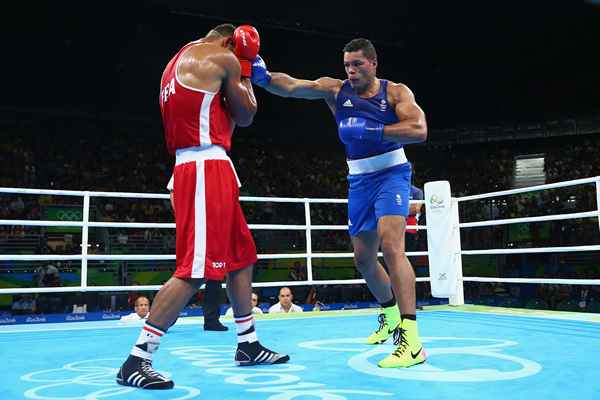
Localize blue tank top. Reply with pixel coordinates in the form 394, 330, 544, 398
335, 79, 403, 160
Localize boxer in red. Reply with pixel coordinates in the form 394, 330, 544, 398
116, 23, 289, 390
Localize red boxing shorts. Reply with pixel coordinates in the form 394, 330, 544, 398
172, 145, 257, 280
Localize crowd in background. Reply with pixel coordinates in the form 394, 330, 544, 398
1, 115, 599, 315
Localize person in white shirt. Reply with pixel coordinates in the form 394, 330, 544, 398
226, 292, 263, 316
120, 296, 150, 321
268, 287, 303, 313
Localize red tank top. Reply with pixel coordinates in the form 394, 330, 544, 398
159, 41, 234, 155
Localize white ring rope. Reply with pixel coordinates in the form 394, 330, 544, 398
0, 252, 429, 261
456, 176, 600, 293
461, 245, 600, 255
0, 175, 598, 296
456, 176, 599, 202
0, 220, 424, 231
459, 210, 600, 228
0, 277, 437, 295
463, 277, 600, 285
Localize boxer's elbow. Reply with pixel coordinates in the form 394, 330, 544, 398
231, 101, 257, 127
415, 120, 427, 142
233, 108, 256, 127
236, 114, 255, 127
417, 126, 427, 142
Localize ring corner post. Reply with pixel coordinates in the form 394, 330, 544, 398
304, 198, 313, 282
424, 181, 464, 305
80, 193, 90, 291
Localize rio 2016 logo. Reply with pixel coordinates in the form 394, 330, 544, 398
429, 194, 446, 210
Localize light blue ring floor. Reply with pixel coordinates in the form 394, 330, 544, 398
1, 305, 598, 400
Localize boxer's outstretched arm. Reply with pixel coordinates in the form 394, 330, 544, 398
263, 74, 342, 101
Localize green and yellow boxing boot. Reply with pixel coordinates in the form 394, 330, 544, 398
366, 305, 401, 345
377, 318, 426, 368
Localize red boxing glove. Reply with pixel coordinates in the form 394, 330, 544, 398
232, 25, 260, 78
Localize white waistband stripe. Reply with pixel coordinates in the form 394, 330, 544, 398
175, 145, 228, 165
174, 145, 241, 188
346, 148, 408, 175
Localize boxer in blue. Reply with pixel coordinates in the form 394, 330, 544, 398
249, 38, 427, 368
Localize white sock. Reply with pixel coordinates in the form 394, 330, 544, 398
235, 313, 257, 343
130, 322, 165, 360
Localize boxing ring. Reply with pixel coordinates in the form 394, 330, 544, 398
1, 176, 600, 399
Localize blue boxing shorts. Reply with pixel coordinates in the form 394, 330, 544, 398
347, 162, 412, 237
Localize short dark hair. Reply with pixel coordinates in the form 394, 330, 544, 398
208, 23, 236, 38
343, 38, 377, 62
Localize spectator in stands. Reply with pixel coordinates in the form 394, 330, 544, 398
120, 296, 151, 321
268, 287, 303, 313
289, 261, 306, 281
11, 294, 36, 315
42, 264, 61, 287
33, 263, 60, 288
34, 264, 63, 314
305, 286, 317, 306
126, 280, 146, 309
226, 292, 263, 316
304, 286, 325, 311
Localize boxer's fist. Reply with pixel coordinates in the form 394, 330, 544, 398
338, 117, 384, 144
251, 55, 271, 87
232, 25, 260, 78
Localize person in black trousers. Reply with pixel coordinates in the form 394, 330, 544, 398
202, 279, 228, 331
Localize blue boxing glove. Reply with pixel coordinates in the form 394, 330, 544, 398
251, 55, 272, 87
338, 117, 384, 144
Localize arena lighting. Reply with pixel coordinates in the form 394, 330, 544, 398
167, 9, 405, 47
